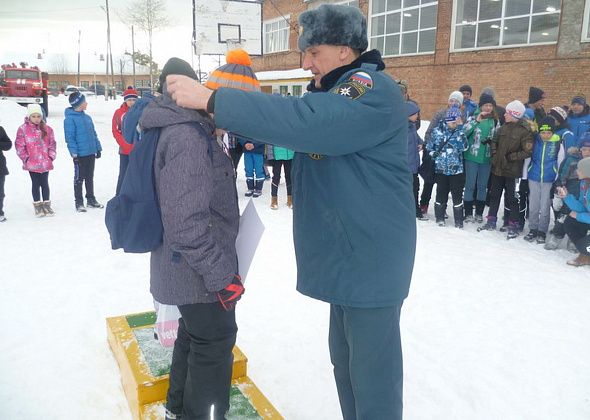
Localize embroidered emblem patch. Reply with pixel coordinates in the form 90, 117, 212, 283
332, 82, 365, 100
349, 71, 373, 89
308, 153, 323, 160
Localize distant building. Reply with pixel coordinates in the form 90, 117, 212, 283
251, 0, 590, 118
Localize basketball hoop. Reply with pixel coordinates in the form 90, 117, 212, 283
225, 38, 246, 51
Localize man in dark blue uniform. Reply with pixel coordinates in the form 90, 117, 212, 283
167, 5, 416, 419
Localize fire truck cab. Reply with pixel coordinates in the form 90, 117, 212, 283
0, 62, 49, 116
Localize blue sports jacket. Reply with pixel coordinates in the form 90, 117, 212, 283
527, 133, 560, 183
63, 107, 102, 157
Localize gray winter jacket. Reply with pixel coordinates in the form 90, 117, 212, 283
140, 92, 239, 305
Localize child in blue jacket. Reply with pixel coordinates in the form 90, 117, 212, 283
524, 117, 560, 243
64, 92, 103, 212
238, 137, 265, 197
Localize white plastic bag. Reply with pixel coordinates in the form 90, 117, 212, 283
154, 301, 181, 347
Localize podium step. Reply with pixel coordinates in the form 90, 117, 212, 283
107, 311, 281, 419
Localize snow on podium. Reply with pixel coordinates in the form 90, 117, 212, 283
106, 311, 282, 419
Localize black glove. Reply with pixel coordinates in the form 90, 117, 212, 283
96, 151, 101, 159
217, 275, 245, 311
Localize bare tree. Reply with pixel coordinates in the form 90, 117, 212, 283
123, 0, 170, 90
49, 54, 70, 74
117, 55, 129, 89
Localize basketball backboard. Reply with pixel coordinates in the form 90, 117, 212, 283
194, 0, 263, 56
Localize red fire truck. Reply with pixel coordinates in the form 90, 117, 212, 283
0, 62, 49, 116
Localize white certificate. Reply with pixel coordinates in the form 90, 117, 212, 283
235, 199, 265, 283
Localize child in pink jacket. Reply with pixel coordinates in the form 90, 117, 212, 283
15, 104, 57, 217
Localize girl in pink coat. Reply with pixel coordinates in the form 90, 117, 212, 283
15, 104, 57, 217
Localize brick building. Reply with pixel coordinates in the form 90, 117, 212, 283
252, 0, 590, 119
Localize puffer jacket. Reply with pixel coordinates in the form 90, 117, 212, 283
140, 89, 239, 306
527, 133, 560, 183
556, 147, 581, 197
567, 107, 590, 145
491, 120, 534, 177
463, 109, 498, 164
15, 118, 56, 173
0, 126, 11, 176
427, 123, 468, 176
63, 107, 102, 157
564, 180, 590, 225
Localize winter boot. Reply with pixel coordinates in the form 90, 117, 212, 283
419, 204, 429, 216
567, 238, 578, 253
287, 195, 293, 209
42, 200, 55, 216
76, 202, 87, 213
434, 202, 446, 226
544, 233, 561, 250
87, 198, 104, 209
453, 204, 464, 228
416, 209, 428, 221
252, 179, 264, 198
0, 214, 5, 222
567, 253, 590, 267
477, 216, 497, 232
523, 229, 538, 242
536, 232, 546, 244
244, 179, 255, 197
270, 196, 278, 210
463, 201, 474, 223
475, 200, 486, 223
506, 221, 520, 240
33, 201, 45, 217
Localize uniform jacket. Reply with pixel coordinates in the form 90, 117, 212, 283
63, 107, 102, 157
491, 120, 534, 177
567, 107, 590, 146
427, 123, 468, 175
112, 102, 133, 155
15, 118, 56, 173
141, 91, 239, 305
565, 179, 590, 225
463, 109, 497, 164
0, 126, 12, 176
556, 147, 581, 197
406, 120, 422, 174
213, 50, 416, 308
527, 133, 560, 183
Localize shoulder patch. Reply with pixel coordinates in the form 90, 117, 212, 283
349, 71, 373, 89
331, 71, 374, 100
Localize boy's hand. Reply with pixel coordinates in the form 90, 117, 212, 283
217, 275, 245, 311
244, 143, 254, 151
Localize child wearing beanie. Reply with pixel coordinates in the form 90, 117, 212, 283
15, 104, 57, 217
558, 155, 590, 266
524, 117, 560, 244
64, 91, 103, 212
478, 99, 534, 239
112, 86, 138, 195
0, 123, 11, 222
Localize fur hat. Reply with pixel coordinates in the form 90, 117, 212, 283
158, 57, 198, 94
459, 84, 472, 94
528, 86, 545, 104
123, 86, 138, 101
406, 101, 420, 117
478, 93, 496, 108
298, 4, 368, 52
27, 103, 43, 117
69, 91, 86, 109
571, 95, 587, 106
205, 49, 260, 92
506, 100, 525, 120
549, 106, 568, 126
577, 157, 590, 179
538, 116, 556, 133
448, 91, 464, 105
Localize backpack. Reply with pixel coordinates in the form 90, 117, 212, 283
105, 122, 211, 253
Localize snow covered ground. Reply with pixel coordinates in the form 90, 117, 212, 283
0, 95, 589, 420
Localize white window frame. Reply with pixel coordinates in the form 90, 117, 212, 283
368, 0, 439, 58
263, 15, 290, 54
450, 0, 561, 52
335, 0, 359, 6
583, 0, 590, 42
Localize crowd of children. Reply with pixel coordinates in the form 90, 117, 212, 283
407, 85, 590, 266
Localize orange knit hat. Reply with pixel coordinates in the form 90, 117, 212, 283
205, 49, 260, 92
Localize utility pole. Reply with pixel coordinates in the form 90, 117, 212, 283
77, 30, 81, 86
106, 0, 115, 99
131, 25, 136, 87
103, 2, 109, 101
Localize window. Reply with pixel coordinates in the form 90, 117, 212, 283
369, 0, 438, 57
115, 81, 123, 90
336, 0, 360, 6
583, 0, 590, 42
452, 0, 561, 51
48, 81, 58, 89
81, 81, 89, 88
292, 85, 303, 97
264, 16, 290, 53
279, 85, 289, 96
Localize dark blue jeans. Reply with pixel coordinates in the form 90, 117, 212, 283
329, 303, 404, 420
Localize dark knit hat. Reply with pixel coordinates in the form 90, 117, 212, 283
538, 116, 556, 133
69, 91, 86, 109
158, 57, 198, 94
205, 49, 260, 92
406, 101, 420, 117
123, 86, 138, 101
478, 92, 496, 108
548, 106, 567, 126
572, 95, 587, 106
577, 157, 590, 179
528, 86, 545, 104
579, 132, 590, 149
298, 4, 368, 52
459, 84, 472, 94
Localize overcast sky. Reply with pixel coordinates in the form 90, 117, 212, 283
0, 0, 226, 74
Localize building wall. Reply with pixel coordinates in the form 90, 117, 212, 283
252, 0, 590, 119
47, 74, 151, 91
